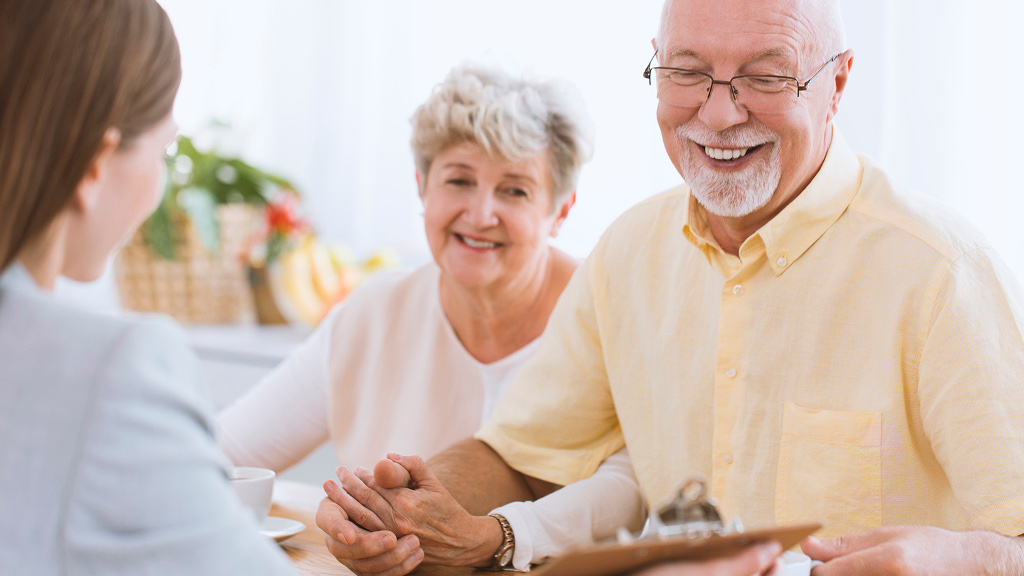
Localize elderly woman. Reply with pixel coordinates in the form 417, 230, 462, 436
217, 64, 644, 572
0, 0, 294, 573
219, 63, 590, 468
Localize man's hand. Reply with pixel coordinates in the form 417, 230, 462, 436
802, 526, 1024, 575
331, 453, 505, 567
315, 481, 423, 576
633, 541, 782, 576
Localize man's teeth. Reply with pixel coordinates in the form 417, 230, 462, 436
704, 146, 751, 161
461, 236, 499, 249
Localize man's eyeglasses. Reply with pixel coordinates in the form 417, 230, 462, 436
643, 49, 842, 113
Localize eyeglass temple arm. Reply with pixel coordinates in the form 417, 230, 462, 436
643, 48, 659, 81
796, 52, 842, 94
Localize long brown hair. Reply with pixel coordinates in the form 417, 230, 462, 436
0, 0, 181, 273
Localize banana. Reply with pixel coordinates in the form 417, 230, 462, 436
306, 237, 341, 303
269, 243, 327, 326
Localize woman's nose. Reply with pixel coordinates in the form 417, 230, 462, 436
463, 191, 500, 227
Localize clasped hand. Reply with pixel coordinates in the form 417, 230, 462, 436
315, 453, 497, 576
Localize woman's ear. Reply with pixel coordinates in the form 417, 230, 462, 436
551, 191, 576, 237
416, 172, 426, 200
73, 127, 121, 213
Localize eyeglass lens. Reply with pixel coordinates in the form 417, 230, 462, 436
650, 69, 800, 113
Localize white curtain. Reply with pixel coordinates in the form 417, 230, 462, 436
57, 0, 1024, 307
838, 0, 1024, 276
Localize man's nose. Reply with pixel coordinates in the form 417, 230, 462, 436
697, 81, 749, 131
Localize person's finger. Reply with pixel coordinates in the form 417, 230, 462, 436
324, 529, 400, 562
806, 547, 880, 576
335, 467, 389, 532
801, 528, 898, 563
761, 556, 783, 576
375, 455, 412, 489
717, 540, 781, 576
634, 542, 781, 576
315, 493, 358, 546
346, 534, 422, 575
387, 453, 439, 491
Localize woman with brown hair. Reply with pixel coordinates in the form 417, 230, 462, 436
0, 1, 295, 573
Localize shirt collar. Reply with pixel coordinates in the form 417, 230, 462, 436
682, 130, 863, 276
0, 262, 40, 293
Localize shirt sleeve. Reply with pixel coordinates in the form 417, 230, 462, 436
65, 318, 297, 576
918, 247, 1024, 537
217, 307, 337, 472
492, 447, 646, 571
476, 247, 625, 487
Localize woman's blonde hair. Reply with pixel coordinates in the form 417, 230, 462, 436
410, 63, 595, 208
0, 0, 181, 272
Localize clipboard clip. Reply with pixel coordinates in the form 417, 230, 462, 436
618, 477, 743, 544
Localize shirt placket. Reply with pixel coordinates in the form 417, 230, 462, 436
710, 259, 757, 519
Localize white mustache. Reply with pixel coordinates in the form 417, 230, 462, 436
675, 121, 778, 149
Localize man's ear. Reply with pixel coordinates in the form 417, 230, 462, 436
827, 49, 854, 123
73, 127, 121, 213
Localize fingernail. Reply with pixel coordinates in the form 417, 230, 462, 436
381, 533, 395, 547
337, 531, 348, 545
388, 453, 402, 462
324, 480, 335, 492
355, 467, 369, 475
806, 536, 821, 546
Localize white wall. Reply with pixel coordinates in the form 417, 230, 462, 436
59, 0, 1024, 306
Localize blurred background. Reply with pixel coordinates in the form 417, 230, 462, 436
59, 0, 1024, 311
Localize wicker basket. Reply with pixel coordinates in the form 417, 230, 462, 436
115, 204, 257, 324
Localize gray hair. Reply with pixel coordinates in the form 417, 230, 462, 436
410, 63, 595, 207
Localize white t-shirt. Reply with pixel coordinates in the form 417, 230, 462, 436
217, 262, 643, 569
218, 263, 537, 472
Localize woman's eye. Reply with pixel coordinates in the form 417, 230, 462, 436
507, 188, 528, 197
446, 179, 471, 187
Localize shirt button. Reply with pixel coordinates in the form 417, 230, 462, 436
723, 451, 734, 464
725, 367, 737, 378
732, 284, 744, 296
777, 256, 788, 267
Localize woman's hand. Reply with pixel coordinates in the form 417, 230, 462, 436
315, 481, 424, 576
329, 453, 505, 568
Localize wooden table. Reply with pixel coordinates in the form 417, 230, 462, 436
271, 480, 477, 576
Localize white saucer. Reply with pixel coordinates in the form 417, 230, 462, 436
260, 516, 305, 542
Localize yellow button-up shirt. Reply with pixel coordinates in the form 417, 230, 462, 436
478, 133, 1024, 538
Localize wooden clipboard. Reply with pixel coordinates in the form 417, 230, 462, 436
529, 522, 822, 576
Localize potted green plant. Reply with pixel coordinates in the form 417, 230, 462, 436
114, 135, 300, 324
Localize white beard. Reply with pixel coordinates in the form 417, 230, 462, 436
675, 121, 782, 218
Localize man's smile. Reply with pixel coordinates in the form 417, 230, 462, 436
691, 140, 768, 168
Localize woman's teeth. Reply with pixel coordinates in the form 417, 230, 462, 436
704, 146, 751, 161
459, 235, 499, 249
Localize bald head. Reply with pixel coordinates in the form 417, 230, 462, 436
657, 0, 846, 65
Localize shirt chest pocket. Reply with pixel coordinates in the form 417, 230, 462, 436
775, 402, 882, 539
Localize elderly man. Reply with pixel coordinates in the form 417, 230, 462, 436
318, 0, 1024, 574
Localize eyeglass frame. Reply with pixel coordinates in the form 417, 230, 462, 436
642, 48, 843, 110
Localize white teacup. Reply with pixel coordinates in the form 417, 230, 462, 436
778, 551, 813, 576
229, 466, 275, 523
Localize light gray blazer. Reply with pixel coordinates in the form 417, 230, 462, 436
0, 264, 296, 575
